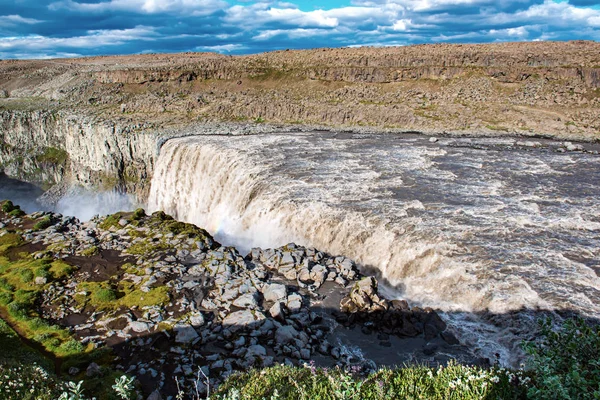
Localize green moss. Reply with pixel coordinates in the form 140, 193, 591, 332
0, 233, 23, 256
99, 212, 127, 230
78, 281, 169, 310
33, 216, 54, 231
35, 147, 68, 165
8, 208, 26, 217
126, 239, 169, 256
92, 288, 117, 304
49, 260, 76, 280
132, 208, 146, 220
1, 200, 17, 213
81, 246, 100, 257
119, 286, 169, 309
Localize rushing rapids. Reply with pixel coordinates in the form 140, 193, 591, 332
148, 132, 600, 365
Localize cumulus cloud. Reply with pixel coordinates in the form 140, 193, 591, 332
0, 0, 598, 59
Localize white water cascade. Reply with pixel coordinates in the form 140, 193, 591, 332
148, 132, 600, 365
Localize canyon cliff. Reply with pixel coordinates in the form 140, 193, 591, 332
0, 40, 599, 196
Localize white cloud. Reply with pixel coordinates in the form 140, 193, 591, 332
49, 0, 226, 15
194, 43, 247, 53
253, 28, 331, 40
0, 26, 158, 51
0, 14, 43, 26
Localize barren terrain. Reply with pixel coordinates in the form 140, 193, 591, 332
1, 40, 599, 140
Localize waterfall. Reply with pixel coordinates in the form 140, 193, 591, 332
147, 136, 511, 314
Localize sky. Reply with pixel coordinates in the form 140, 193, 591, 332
0, 0, 599, 59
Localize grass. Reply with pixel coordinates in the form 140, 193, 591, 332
77, 280, 170, 310
0, 319, 65, 400
212, 362, 530, 400
0, 249, 83, 357
0, 232, 24, 255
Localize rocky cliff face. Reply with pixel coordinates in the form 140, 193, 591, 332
0, 41, 599, 201
0, 41, 598, 144
0, 109, 157, 200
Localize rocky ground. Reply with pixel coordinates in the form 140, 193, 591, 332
0, 201, 473, 398
1, 41, 599, 141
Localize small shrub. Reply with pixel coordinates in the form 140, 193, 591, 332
132, 208, 146, 221
92, 288, 117, 304
524, 317, 600, 400
59, 339, 84, 355
18, 268, 34, 283
7, 301, 30, 320
0, 277, 14, 291
0, 291, 12, 305
1, 200, 16, 213
8, 208, 25, 217
33, 216, 54, 231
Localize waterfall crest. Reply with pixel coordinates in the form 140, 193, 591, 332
147, 136, 521, 315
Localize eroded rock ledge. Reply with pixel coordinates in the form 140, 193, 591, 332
0, 201, 471, 397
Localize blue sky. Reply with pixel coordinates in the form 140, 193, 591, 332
0, 0, 599, 59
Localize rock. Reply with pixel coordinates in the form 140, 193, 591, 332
275, 325, 299, 346
189, 312, 205, 327
286, 294, 302, 312
222, 310, 266, 332
174, 324, 199, 343
441, 330, 460, 345
269, 302, 286, 321
429, 137, 438, 143
263, 283, 287, 302
310, 265, 328, 285
423, 343, 438, 356
245, 344, 267, 359
233, 293, 258, 309
128, 321, 150, 333
300, 348, 311, 359
86, 362, 101, 377
147, 390, 162, 400
35, 276, 48, 285
0, 90, 8, 98
68, 367, 80, 376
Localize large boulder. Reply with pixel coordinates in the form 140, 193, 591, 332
263, 283, 287, 302
222, 310, 266, 332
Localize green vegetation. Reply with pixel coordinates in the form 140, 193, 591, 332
0, 250, 82, 357
213, 362, 530, 400
77, 280, 169, 310
0, 319, 64, 400
33, 215, 55, 231
524, 317, 600, 399
0, 232, 24, 255
81, 246, 100, 257
486, 124, 510, 132
99, 212, 128, 230
35, 146, 69, 166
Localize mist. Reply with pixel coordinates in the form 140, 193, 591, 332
0, 173, 137, 221
54, 188, 137, 222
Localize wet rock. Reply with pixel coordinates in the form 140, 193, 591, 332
441, 330, 460, 345
275, 325, 300, 346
